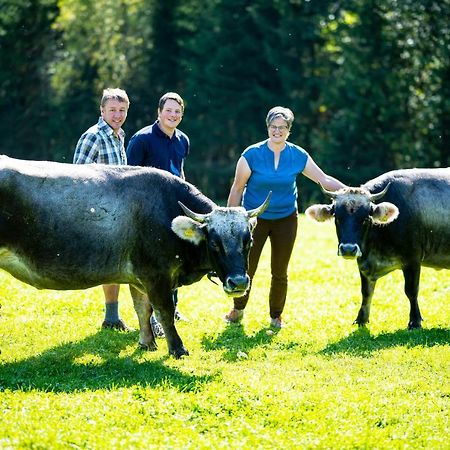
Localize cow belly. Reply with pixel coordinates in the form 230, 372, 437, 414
0, 250, 61, 289
422, 256, 450, 270
359, 247, 450, 279
421, 236, 450, 269
0, 248, 135, 290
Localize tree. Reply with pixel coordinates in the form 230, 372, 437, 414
51, 0, 156, 159
181, 0, 336, 200
312, 0, 450, 192
0, 0, 59, 159
0, 0, 448, 203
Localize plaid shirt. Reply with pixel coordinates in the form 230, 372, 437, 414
73, 116, 127, 165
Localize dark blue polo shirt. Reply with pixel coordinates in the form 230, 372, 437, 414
126, 120, 190, 177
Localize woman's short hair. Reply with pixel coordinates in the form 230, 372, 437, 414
100, 88, 129, 107
266, 106, 294, 129
158, 92, 185, 112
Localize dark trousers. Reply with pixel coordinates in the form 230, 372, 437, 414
234, 212, 298, 318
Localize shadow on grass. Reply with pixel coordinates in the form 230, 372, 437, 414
0, 330, 215, 393
321, 326, 450, 357
201, 322, 298, 361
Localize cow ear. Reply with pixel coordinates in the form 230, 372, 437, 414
305, 204, 334, 222
371, 202, 399, 225
171, 216, 206, 245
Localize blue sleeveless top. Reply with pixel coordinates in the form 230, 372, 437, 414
242, 139, 309, 219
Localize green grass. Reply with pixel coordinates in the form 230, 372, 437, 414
1, 216, 449, 449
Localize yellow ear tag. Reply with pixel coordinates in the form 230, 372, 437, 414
184, 228, 195, 239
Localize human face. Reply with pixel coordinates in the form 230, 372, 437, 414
267, 118, 290, 145
158, 99, 183, 136
101, 99, 128, 133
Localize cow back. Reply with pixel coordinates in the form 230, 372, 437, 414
0, 157, 215, 288
364, 168, 450, 267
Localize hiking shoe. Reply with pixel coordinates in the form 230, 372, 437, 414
270, 317, 284, 329
225, 308, 244, 323
150, 315, 165, 338
101, 319, 131, 331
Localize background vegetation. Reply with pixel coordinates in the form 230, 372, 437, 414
1, 217, 449, 448
1, 0, 449, 203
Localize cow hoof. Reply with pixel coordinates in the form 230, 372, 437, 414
353, 319, 369, 327
408, 322, 422, 330
170, 346, 189, 359
139, 341, 157, 351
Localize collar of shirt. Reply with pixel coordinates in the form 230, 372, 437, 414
154, 120, 176, 140
97, 116, 125, 140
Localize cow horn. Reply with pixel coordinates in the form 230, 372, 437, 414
247, 191, 272, 218
319, 183, 338, 199
368, 182, 391, 202
178, 201, 208, 223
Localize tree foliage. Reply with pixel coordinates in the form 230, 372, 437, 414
0, 0, 59, 159
0, 0, 448, 202
312, 0, 450, 189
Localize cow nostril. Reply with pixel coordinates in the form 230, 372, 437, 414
338, 243, 361, 258
225, 274, 250, 292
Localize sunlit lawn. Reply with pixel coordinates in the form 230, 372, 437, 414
1, 216, 449, 449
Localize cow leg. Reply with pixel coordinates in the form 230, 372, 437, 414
148, 281, 189, 359
403, 264, 422, 329
354, 271, 376, 326
129, 285, 157, 351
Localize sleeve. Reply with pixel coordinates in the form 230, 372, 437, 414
295, 145, 309, 173
241, 146, 255, 170
126, 134, 146, 166
73, 133, 99, 164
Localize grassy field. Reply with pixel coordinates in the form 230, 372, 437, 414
0, 216, 449, 449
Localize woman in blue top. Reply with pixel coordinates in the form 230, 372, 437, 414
226, 106, 346, 328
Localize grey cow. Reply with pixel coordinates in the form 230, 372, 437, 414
0, 156, 269, 357
306, 168, 450, 329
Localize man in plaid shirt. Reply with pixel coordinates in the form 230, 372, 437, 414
73, 88, 130, 331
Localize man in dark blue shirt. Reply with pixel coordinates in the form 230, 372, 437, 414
126, 92, 190, 336
127, 92, 189, 178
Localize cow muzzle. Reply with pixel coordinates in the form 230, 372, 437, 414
223, 273, 250, 296
338, 243, 362, 259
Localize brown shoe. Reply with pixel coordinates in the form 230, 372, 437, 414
101, 319, 131, 331
224, 308, 244, 323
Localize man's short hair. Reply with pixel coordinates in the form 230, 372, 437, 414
158, 92, 185, 112
101, 88, 130, 108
